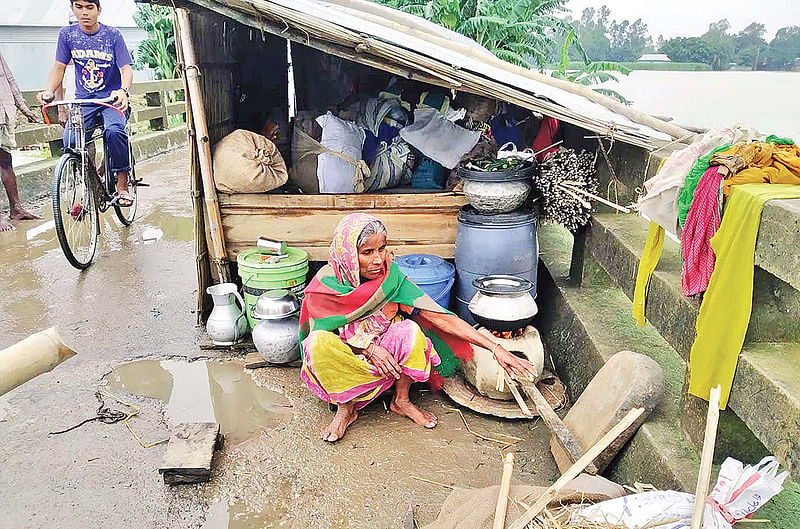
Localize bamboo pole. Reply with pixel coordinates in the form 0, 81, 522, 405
176, 8, 230, 283
690, 385, 722, 529
493, 453, 515, 529
508, 407, 645, 529
1, 328, 77, 396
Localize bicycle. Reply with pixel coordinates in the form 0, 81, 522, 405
41, 94, 143, 269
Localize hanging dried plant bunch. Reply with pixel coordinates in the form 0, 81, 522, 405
533, 147, 599, 232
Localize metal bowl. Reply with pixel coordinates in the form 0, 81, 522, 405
472, 275, 534, 296
252, 289, 301, 320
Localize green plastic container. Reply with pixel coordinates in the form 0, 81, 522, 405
237, 246, 309, 329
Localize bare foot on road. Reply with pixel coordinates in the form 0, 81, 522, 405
0, 215, 14, 231
390, 398, 437, 428
321, 404, 358, 442
9, 204, 41, 221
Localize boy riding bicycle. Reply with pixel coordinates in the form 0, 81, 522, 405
38, 0, 134, 207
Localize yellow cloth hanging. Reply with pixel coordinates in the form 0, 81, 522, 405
688, 184, 800, 409
632, 221, 665, 326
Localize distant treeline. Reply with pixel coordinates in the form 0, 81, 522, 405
564, 6, 800, 71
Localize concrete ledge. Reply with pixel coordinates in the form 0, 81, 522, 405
757, 199, 800, 292
583, 212, 800, 480
2, 126, 188, 210
535, 223, 699, 491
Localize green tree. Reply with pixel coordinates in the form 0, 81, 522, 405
376, 0, 574, 69
701, 19, 735, 70
661, 37, 715, 64
735, 23, 768, 69
133, 4, 178, 80
607, 18, 649, 61
571, 7, 611, 61
765, 26, 800, 70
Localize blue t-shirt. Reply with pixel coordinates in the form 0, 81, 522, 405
55, 23, 132, 99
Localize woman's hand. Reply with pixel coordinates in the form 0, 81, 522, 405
367, 343, 402, 380
494, 345, 538, 382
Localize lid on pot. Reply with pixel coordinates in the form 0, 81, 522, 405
458, 205, 536, 227
253, 289, 301, 320
395, 254, 455, 285
457, 163, 534, 182
237, 246, 309, 271
472, 275, 534, 295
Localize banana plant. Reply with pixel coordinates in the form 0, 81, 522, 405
133, 5, 178, 80
551, 29, 632, 104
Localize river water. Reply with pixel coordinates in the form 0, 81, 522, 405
605, 70, 800, 140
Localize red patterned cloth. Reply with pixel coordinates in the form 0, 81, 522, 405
682, 166, 724, 296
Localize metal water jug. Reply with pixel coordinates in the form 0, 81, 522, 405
206, 283, 249, 346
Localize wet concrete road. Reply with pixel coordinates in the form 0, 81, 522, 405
0, 147, 555, 528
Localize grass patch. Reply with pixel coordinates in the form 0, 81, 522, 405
550, 61, 711, 72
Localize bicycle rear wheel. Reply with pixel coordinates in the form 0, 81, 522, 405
52, 153, 99, 269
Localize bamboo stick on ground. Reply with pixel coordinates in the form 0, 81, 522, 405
690, 385, 722, 529
175, 8, 230, 282
493, 453, 515, 529
503, 372, 532, 417
508, 407, 645, 529
0, 328, 77, 396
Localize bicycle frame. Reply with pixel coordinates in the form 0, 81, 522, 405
42, 98, 128, 212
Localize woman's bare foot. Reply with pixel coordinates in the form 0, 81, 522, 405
9, 204, 41, 221
321, 403, 358, 442
0, 214, 14, 232
390, 398, 437, 428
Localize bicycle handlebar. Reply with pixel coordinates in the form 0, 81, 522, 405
41, 96, 123, 126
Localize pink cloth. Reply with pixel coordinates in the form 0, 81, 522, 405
681, 166, 724, 296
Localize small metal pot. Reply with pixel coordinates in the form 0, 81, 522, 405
468, 275, 538, 332
251, 290, 301, 364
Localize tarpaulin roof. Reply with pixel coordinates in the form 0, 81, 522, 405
171, 0, 693, 149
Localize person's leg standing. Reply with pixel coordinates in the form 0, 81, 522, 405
0, 147, 41, 224
100, 106, 131, 204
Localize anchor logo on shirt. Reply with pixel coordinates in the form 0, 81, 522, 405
81, 59, 104, 91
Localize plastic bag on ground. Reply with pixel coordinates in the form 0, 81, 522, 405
212, 129, 288, 193
574, 457, 787, 529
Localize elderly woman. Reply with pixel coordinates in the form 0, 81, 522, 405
300, 213, 537, 442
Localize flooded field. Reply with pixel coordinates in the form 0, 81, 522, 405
608, 70, 800, 139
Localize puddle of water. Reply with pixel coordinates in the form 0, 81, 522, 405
201, 499, 289, 529
104, 359, 292, 443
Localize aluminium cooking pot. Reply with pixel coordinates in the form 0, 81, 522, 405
251, 290, 301, 364
467, 275, 538, 332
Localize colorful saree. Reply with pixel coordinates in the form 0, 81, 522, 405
299, 213, 471, 407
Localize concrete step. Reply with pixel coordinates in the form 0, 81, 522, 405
535, 223, 699, 491
536, 224, 800, 526
585, 212, 800, 359
580, 212, 800, 481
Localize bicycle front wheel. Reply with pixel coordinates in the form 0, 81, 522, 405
52, 154, 99, 269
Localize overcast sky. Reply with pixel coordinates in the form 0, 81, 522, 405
565, 0, 800, 40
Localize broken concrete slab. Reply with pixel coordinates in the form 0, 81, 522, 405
550, 350, 666, 474
159, 422, 222, 485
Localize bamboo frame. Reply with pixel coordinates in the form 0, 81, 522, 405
176, 8, 230, 283
690, 385, 722, 529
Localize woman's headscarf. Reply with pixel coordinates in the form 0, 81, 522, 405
329, 213, 386, 288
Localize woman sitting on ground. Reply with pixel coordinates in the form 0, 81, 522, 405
300, 213, 538, 442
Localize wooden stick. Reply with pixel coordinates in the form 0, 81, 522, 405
532, 140, 563, 157
520, 382, 597, 475
175, 8, 229, 282
503, 372, 532, 417
559, 183, 631, 214
493, 453, 515, 529
690, 385, 722, 529
507, 407, 645, 529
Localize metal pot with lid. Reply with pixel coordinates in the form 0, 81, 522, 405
467, 275, 538, 332
251, 290, 302, 364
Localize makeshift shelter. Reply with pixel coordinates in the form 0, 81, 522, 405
151, 0, 693, 318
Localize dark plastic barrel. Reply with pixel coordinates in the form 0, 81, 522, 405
454, 206, 538, 323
